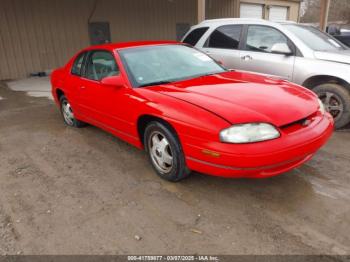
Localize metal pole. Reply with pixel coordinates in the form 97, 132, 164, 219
320, 0, 331, 32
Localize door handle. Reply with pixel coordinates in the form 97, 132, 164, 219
241, 55, 253, 61
205, 50, 211, 55
80, 86, 86, 90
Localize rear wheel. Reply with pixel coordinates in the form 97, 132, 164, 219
59, 95, 86, 128
144, 121, 191, 182
313, 83, 350, 129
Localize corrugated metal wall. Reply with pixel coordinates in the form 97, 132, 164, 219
0, 0, 299, 80
91, 0, 197, 42
0, 0, 198, 80
0, 0, 94, 80
206, 0, 238, 19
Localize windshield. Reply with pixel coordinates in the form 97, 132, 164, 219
118, 45, 227, 88
284, 24, 347, 51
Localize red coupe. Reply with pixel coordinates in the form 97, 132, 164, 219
51, 41, 334, 181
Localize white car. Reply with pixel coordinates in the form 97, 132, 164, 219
182, 18, 350, 128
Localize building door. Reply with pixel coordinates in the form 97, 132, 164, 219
240, 3, 263, 18
269, 6, 288, 21
89, 22, 111, 45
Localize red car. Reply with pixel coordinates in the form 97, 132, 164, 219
51, 41, 334, 182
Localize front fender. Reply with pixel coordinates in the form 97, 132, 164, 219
294, 57, 350, 86
133, 88, 231, 154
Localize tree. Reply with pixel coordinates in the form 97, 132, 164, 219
301, 0, 350, 24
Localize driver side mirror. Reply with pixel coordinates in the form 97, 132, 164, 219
271, 43, 293, 55
100, 75, 125, 88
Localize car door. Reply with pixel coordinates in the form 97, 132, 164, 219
64, 51, 88, 116
201, 24, 243, 69
78, 50, 121, 126
239, 25, 295, 80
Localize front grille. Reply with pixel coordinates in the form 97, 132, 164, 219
279, 111, 319, 133
280, 117, 309, 130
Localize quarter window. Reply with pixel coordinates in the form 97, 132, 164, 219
85, 51, 119, 81
183, 27, 209, 46
71, 52, 86, 76
207, 25, 242, 49
245, 25, 289, 53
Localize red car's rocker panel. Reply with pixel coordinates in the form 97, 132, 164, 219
51, 41, 334, 181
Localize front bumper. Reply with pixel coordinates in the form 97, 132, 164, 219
182, 113, 334, 178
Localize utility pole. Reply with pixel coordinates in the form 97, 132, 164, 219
320, 0, 331, 32
197, 0, 206, 23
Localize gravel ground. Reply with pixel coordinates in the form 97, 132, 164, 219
0, 80, 349, 255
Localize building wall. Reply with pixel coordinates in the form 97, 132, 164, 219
90, 0, 197, 42
206, 0, 240, 19
0, 0, 94, 80
0, 0, 197, 80
0, 0, 300, 80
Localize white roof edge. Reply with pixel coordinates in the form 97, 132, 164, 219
199, 18, 266, 24
198, 18, 297, 25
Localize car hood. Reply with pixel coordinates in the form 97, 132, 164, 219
150, 71, 318, 127
314, 49, 350, 65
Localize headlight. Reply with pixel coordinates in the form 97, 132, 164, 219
220, 123, 280, 143
318, 99, 325, 115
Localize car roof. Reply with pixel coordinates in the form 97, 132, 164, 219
83, 41, 181, 52
197, 18, 296, 27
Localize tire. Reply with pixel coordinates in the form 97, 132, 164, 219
144, 121, 191, 182
59, 95, 86, 128
313, 83, 350, 129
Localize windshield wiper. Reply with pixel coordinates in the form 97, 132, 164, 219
139, 81, 172, 87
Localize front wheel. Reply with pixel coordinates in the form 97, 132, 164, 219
313, 83, 350, 129
144, 121, 191, 182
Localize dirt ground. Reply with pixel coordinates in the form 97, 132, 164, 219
0, 81, 349, 255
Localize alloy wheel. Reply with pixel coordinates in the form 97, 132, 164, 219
148, 131, 173, 174
318, 92, 344, 121
62, 101, 75, 126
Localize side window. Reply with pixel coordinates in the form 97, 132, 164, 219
207, 25, 242, 49
85, 51, 119, 81
183, 27, 209, 46
71, 52, 86, 76
245, 25, 289, 53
